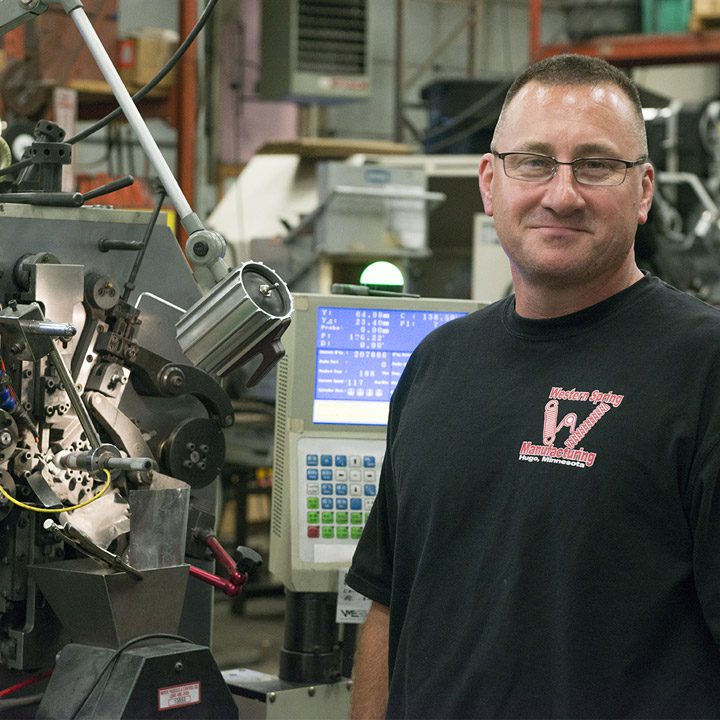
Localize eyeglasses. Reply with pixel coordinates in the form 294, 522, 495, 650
492, 151, 647, 186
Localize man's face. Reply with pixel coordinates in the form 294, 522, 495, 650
478, 81, 654, 292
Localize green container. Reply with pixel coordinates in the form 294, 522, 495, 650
642, 0, 692, 33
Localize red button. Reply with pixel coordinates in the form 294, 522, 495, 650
307, 525, 320, 538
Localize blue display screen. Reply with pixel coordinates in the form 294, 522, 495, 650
313, 306, 466, 425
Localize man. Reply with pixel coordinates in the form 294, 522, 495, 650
346, 53, 720, 718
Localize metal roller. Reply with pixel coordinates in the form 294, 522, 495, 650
175, 261, 293, 384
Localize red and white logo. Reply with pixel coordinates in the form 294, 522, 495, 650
518, 386, 624, 469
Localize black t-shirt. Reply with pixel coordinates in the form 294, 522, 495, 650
347, 275, 720, 719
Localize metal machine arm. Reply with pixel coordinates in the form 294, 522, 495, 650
0, 0, 49, 35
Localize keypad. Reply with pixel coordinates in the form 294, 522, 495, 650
302, 449, 382, 544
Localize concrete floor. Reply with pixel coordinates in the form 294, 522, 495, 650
211, 592, 286, 675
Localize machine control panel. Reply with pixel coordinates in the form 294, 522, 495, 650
297, 436, 385, 565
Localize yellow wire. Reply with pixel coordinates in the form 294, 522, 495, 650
0, 468, 112, 514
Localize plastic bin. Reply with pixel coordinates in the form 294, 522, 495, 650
641, 0, 692, 33
558, 1, 642, 41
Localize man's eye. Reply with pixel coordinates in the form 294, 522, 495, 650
519, 156, 551, 170
578, 159, 611, 172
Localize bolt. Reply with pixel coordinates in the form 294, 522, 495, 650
192, 241, 209, 257
346, 680, 353, 691
189, 451, 200, 463
198, 461, 207, 471
183, 460, 193, 469
199, 444, 209, 453
10, 343, 24, 355
308, 687, 316, 697
186, 443, 196, 452
268, 693, 276, 704
174, 661, 183, 672
259, 282, 280, 296
0, 432, 12, 447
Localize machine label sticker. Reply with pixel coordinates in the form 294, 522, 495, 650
336, 569, 371, 624
158, 681, 201, 711
517, 386, 624, 469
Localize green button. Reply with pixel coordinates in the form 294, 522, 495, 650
336, 512, 348, 524
336, 526, 349, 539
350, 512, 363, 525
351, 526, 363, 540
322, 512, 334, 524
307, 511, 319, 524
307, 497, 319, 510
322, 526, 334, 539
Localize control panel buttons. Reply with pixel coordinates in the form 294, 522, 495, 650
298, 442, 384, 552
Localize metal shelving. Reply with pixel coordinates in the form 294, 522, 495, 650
529, 0, 720, 66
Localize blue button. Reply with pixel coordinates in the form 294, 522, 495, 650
363, 484, 377, 497
334, 455, 347, 467
307, 454, 319, 466
306, 468, 319, 481
321, 469, 333, 481
350, 498, 362, 510
335, 483, 348, 496
321, 483, 333, 495
321, 497, 334, 510
320, 455, 333, 466
336, 498, 348, 510
363, 456, 376, 468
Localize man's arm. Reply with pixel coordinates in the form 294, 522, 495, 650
351, 601, 390, 720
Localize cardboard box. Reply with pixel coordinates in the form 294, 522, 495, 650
38, 0, 118, 87
694, 0, 720, 16
118, 28, 178, 91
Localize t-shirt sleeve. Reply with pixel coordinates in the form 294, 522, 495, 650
345, 350, 418, 606
345, 430, 396, 606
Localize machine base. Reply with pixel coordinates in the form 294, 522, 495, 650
36, 641, 238, 719
223, 667, 352, 720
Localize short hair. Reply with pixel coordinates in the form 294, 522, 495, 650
493, 54, 647, 154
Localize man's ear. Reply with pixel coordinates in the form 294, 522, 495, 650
479, 153, 494, 216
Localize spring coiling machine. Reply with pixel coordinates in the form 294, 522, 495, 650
0, 1, 294, 718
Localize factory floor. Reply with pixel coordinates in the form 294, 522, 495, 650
211, 589, 286, 676
211, 501, 286, 677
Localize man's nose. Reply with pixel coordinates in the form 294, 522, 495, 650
541, 164, 586, 213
